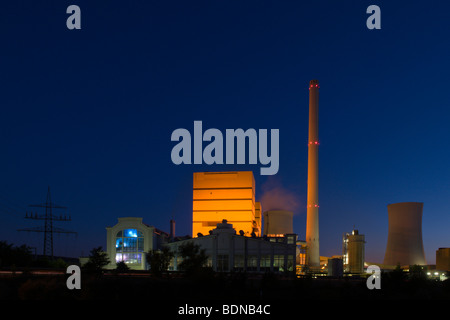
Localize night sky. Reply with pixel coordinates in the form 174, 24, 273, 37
1, 1, 449, 264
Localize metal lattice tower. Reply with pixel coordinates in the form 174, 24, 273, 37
18, 187, 76, 257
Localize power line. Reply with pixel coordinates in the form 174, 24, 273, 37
0, 200, 23, 215
0, 192, 29, 216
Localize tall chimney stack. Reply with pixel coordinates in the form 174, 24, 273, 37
170, 219, 175, 241
306, 79, 320, 267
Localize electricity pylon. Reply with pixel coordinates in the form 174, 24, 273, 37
18, 187, 76, 258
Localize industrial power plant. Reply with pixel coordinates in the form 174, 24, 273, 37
3, 77, 449, 303
4, 78, 446, 281
7, 79, 446, 279
96, 80, 449, 277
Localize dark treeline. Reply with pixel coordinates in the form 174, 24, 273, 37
1, 269, 450, 300
1, 241, 449, 300
0, 241, 73, 269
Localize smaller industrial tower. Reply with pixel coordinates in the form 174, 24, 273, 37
343, 229, 365, 274
263, 210, 293, 237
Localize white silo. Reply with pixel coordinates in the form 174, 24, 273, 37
263, 210, 293, 236
347, 229, 365, 274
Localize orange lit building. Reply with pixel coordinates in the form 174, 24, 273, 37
193, 171, 261, 237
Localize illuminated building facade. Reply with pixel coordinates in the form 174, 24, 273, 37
342, 229, 365, 274
436, 248, 450, 271
296, 240, 307, 274
105, 217, 169, 270
192, 171, 261, 237
168, 220, 296, 273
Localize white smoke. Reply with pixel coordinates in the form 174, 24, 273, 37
259, 176, 301, 213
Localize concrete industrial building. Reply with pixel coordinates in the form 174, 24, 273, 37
306, 79, 320, 267
327, 258, 343, 277
192, 171, 262, 238
167, 219, 297, 273
383, 202, 426, 266
104, 216, 299, 273
105, 217, 170, 270
103, 171, 298, 272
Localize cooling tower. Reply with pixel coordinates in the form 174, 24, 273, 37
263, 210, 293, 236
383, 202, 426, 266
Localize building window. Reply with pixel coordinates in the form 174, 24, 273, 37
115, 229, 144, 265
217, 255, 229, 272
287, 235, 295, 244
168, 255, 184, 271
168, 257, 176, 271
287, 255, 294, 272
116, 253, 142, 265
260, 255, 271, 271
273, 255, 285, 272
234, 254, 244, 271
247, 255, 258, 271
206, 257, 213, 268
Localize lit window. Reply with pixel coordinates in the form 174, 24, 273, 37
123, 229, 142, 238
116, 253, 142, 264
273, 255, 285, 272
115, 228, 144, 264
234, 255, 244, 270
247, 255, 258, 271
260, 255, 271, 270
287, 235, 295, 244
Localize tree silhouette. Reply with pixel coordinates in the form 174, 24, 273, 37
178, 241, 208, 276
409, 264, 427, 281
116, 261, 130, 273
146, 246, 173, 276
0, 241, 33, 268
83, 246, 110, 274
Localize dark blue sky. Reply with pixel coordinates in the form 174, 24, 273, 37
1, 1, 449, 264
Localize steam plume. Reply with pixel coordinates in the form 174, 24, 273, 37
259, 176, 301, 213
